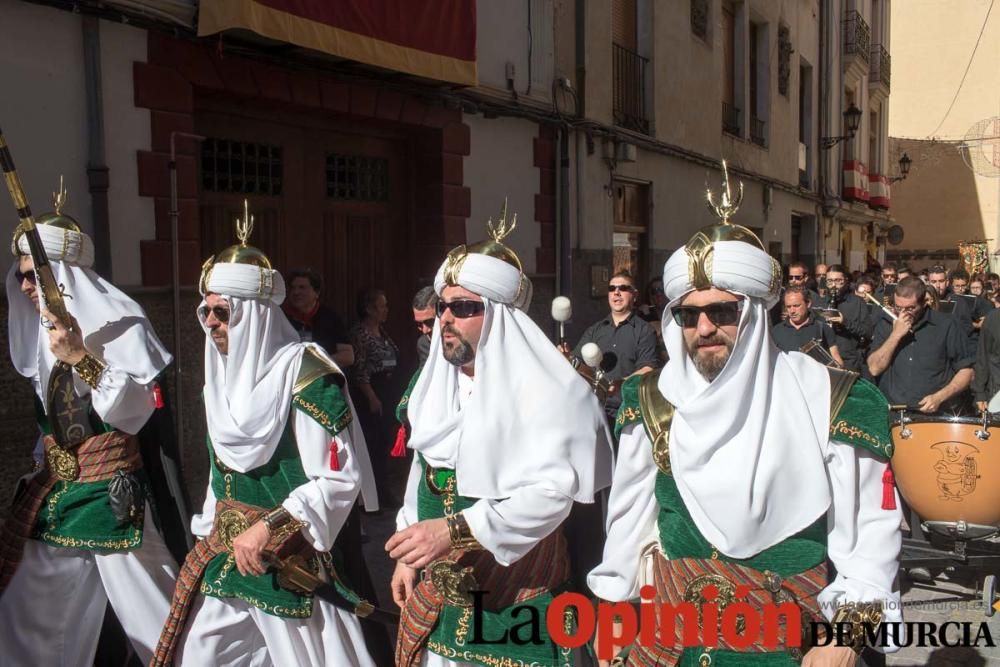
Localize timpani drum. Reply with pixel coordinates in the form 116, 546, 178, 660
890, 410, 1000, 534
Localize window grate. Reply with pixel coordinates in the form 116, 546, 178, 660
201, 138, 283, 196
325, 154, 389, 202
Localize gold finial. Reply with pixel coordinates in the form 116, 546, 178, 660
235, 199, 254, 246
486, 198, 517, 244
53, 175, 67, 215
706, 160, 743, 224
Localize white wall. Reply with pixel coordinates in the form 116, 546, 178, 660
100, 20, 152, 286
0, 1, 152, 286
476, 0, 553, 104
462, 113, 539, 274
0, 0, 91, 237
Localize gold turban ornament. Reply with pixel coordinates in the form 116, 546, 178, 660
199, 199, 273, 294
685, 161, 780, 293
442, 198, 525, 299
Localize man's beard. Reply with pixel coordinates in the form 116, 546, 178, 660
685, 331, 735, 381
441, 325, 475, 366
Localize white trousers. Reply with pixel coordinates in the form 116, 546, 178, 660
178, 593, 376, 666
0, 507, 178, 667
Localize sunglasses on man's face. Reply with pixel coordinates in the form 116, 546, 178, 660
15, 269, 37, 285
788, 274, 806, 281
436, 299, 485, 319
671, 301, 744, 328
199, 305, 231, 323
416, 318, 435, 330
608, 284, 635, 294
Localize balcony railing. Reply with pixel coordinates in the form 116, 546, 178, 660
843, 10, 871, 64
722, 102, 741, 136
870, 43, 891, 90
613, 43, 650, 134
750, 116, 767, 147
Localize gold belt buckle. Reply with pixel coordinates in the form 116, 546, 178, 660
427, 560, 478, 607
216, 508, 251, 552
46, 444, 79, 482
683, 574, 744, 633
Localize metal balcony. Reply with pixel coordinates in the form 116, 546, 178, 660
722, 102, 741, 137
843, 10, 871, 64
751, 116, 767, 147
870, 43, 891, 90
613, 43, 650, 134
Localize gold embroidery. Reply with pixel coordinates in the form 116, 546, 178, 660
292, 395, 352, 434
830, 419, 893, 456
426, 640, 537, 667
198, 580, 313, 618
454, 605, 473, 646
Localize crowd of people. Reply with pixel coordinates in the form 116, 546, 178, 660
0, 173, 991, 667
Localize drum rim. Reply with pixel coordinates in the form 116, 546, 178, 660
890, 412, 998, 427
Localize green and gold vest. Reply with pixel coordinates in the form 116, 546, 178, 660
614, 371, 893, 666
33, 395, 146, 552
201, 351, 359, 618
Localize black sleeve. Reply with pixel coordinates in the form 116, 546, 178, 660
946, 318, 976, 371
972, 321, 992, 401
632, 320, 661, 370
572, 322, 598, 356
869, 318, 892, 360
325, 310, 351, 346
837, 296, 872, 339
821, 321, 837, 350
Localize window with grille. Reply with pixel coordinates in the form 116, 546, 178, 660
201, 138, 283, 195
325, 154, 389, 202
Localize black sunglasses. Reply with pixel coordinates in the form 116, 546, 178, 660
608, 284, 635, 293
199, 305, 230, 323
416, 318, 435, 329
436, 300, 485, 319
15, 269, 37, 285
671, 301, 744, 328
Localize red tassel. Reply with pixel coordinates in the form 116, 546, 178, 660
391, 425, 407, 458
329, 438, 340, 471
882, 466, 897, 510
152, 383, 164, 409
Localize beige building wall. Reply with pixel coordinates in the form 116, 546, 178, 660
888, 0, 1000, 265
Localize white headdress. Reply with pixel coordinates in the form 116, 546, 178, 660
407, 200, 612, 503
198, 201, 375, 511
7, 182, 171, 404
657, 163, 831, 559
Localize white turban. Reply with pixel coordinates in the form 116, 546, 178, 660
14, 223, 95, 268
663, 238, 781, 309
433, 253, 532, 311
407, 251, 612, 506
201, 261, 286, 304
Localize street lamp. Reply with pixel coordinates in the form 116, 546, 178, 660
888, 152, 912, 184
821, 103, 863, 149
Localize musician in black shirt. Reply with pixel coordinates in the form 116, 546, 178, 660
771, 287, 844, 366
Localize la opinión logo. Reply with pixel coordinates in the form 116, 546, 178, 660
463, 586, 997, 660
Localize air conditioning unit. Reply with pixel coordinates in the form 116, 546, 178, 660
798, 142, 808, 171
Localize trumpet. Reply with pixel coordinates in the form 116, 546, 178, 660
863, 290, 897, 321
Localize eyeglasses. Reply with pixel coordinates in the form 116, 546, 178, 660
15, 269, 36, 285
608, 284, 635, 293
893, 304, 920, 314
199, 305, 230, 323
415, 318, 435, 329
825, 277, 846, 285
788, 274, 807, 281
435, 299, 485, 319
882, 273, 897, 279
671, 301, 743, 328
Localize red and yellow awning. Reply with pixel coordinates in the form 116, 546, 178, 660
199, 0, 477, 86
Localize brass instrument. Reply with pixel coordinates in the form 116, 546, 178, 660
863, 290, 897, 321
0, 127, 68, 324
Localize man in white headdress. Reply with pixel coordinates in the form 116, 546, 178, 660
0, 192, 179, 665
385, 204, 614, 667
589, 165, 903, 666
151, 203, 378, 666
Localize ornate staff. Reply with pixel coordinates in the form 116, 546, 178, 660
0, 127, 69, 323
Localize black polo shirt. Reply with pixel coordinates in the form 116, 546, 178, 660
870, 308, 976, 408
573, 310, 659, 386
286, 304, 350, 355
771, 315, 837, 354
